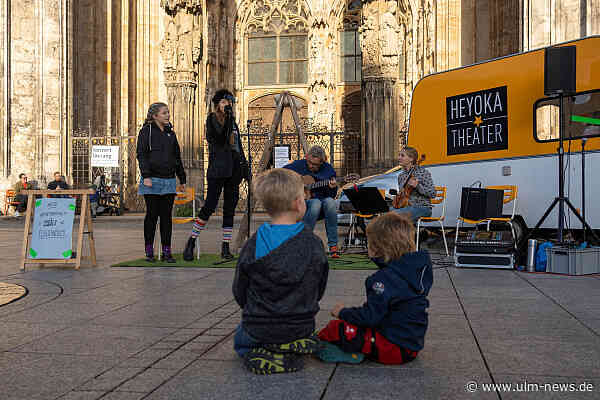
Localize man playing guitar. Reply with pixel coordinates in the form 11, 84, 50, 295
284, 145, 340, 258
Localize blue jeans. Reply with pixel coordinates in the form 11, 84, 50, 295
233, 324, 261, 358
304, 197, 338, 247
390, 206, 432, 223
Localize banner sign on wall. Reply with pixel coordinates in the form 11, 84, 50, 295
446, 86, 508, 155
91, 145, 120, 168
29, 198, 76, 259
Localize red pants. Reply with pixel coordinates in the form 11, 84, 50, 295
318, 319, 418, 365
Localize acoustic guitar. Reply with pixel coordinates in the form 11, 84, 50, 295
301, 174, 360, 199
392, 154, 426, 209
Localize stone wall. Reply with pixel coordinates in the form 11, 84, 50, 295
0, 0, 69, 209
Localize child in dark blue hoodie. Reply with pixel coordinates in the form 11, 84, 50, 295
318, 212, 432, 365
233, 168, 329, 374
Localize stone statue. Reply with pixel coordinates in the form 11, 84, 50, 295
359, 13, 379, 76
159, 0, 202, 75
160, 20, 178, 70
381, 1, 399, 57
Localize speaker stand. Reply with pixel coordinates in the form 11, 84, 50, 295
519, 94, 600, 253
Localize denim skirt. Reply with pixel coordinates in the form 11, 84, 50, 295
138, 177, 177, 196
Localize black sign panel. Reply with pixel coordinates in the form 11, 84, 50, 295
446, 86, 508, 155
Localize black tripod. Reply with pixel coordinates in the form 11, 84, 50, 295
246, 119, 253, 240
519, 94, 600, 251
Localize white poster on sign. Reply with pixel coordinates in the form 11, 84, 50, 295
274, 145, 291, 169
29, 198, 76, 259
91, 145, 120, 167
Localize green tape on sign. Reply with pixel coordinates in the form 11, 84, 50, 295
62, 250, 72, 259
68, 204, 76, 211
35, 200, 42, 207
29, 248, 38, 258
571, 115, 600, 126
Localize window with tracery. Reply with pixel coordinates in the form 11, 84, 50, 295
340, 0, 362, 83
245, 0, 309, 86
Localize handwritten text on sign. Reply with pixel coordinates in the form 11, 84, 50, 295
91, 145, 120, 168
446, 86, 508, 155
29, 198, 76, 259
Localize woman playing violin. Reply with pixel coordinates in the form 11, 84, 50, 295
391, 147, 435, 223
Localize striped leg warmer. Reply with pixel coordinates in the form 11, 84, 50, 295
191, 218, 206, 238
223, 227, 233, 242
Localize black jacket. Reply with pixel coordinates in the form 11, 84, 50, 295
136, 122, 186, 184
47, 180, 69, 190
339, 251, 433, 351
206, 112, 248, 179
232, 226, 329, 344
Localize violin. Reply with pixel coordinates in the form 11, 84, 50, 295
392, 154, 426, 209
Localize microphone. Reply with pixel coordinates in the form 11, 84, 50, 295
224, 105, 233, 115
247, 119, 252, 131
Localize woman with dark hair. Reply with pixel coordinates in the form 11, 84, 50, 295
137, 102, 186, 262
183, 89, 248, 261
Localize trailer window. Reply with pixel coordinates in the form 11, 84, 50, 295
535, 90, 600, 142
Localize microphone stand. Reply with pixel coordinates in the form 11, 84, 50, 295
246, 119, 252, 239
581, 137, 587, 242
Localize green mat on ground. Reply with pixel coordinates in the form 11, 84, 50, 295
112, 253, 378, 270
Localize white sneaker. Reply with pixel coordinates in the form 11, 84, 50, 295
14, 211, 21, 217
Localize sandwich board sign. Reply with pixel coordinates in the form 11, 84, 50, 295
29, 198, 76, 259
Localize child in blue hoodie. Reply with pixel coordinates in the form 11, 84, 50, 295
318, 212, 432, 365
233, 168, 329, 374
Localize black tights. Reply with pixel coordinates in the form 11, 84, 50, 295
144, 194, 175, 247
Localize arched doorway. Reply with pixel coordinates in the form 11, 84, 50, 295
248, 93, 307, 131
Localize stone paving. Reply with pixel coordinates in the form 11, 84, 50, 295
0, 216, 599, 399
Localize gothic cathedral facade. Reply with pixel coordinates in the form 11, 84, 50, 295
0, 0, 599, 201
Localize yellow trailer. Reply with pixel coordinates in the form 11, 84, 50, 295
407, 36, 600, 230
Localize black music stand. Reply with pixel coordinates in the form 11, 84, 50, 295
342, 187, 389, 252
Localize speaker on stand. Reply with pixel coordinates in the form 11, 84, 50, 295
519, 45, 600, 259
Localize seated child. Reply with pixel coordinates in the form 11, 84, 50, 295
317, 212, 432, 365
232, 168, 330, 374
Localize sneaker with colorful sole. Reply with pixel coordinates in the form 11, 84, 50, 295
244, 348, 304, 374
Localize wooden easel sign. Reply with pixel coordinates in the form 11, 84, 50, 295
20, 189, 97, 270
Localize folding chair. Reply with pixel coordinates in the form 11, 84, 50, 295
454, 185, 518, 255
157, 187, 200, 260
416, 186, 449, 256
4, 190, 20, 215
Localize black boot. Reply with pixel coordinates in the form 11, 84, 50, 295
221, 242, 234, 260
144, 244, 155, 262
183, 237, 196, 261
162, 245, 176, 263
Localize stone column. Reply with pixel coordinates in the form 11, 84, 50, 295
159, 0, 203, 189
359, 0, 400, 174
308, 9, 336, 129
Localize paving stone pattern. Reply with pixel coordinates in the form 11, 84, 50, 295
0, 216, 599, 399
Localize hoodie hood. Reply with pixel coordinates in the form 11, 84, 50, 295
372, 251, 433, 296
255, 222, 304, 260
239, 225, 316, 286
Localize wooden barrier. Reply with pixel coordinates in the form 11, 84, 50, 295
20, 189, 97, 270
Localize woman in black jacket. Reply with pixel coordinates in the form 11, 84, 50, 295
137, 102, 186, 262
183, 89, 248, 261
